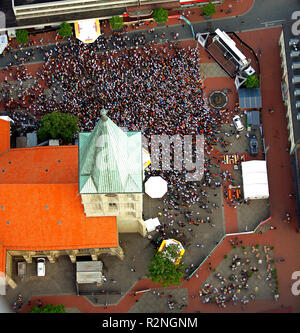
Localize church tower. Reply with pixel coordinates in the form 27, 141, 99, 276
79, 109, 146, 236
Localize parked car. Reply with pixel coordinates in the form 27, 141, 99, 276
249, 134, 258, 155
232, 115, 244, 131
37, 258, 46, 276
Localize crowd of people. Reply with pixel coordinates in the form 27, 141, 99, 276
199, 245, 278, 308
1, 32, 242, 248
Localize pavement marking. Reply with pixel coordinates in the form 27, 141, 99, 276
261, 19, 285, 27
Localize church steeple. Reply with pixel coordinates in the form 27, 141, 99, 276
78, 110, 142, 194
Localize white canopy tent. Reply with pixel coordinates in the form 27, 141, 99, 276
74, 19, 101, 44
241, 160, 269, 200
145, 217, 161, 233
145, 176, 168, 198
0, 34, 8, 55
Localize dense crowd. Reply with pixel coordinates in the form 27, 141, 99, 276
0, 32, 241, 238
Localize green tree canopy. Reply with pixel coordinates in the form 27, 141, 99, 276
147, 244, 186, 287
202, 2, 216, 17
16, 30, 29, 44
109, 16, 124, 30
37, 111, 78, 144
29, 304, 66, 313
243, 74, 260, 88
153, 7, 169, 23
58, 22, 73, 37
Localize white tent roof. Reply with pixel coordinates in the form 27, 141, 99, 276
0, 34, 7, 55
241, 160, 269, 200
75, 19, 101, 44
145, 218, 160, 233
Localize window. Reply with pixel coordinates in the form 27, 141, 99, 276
109, 203, 118, 210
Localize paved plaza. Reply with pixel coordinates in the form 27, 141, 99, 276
0, 5, 299, 313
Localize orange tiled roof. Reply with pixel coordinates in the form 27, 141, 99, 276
0, 183, 118, 251
0, 120, 10, 156
0, 121, 119, 276
0, 145, 78, 184
0, 245, 5, 275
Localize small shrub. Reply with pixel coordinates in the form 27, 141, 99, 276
233, 245, 236, 249
202, 2, 216, 17
224, 255, 228, 259
242, 246, 246, 250
270, 246, 274, 250
16, 29, 28, 44
243, 74, 260, 88
246, 270, 254, 277
255, 244, 259, 248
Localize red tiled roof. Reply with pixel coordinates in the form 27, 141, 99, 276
0, 120, 10, 156
0, 119, 119, 277
0, 183, 118, 251
0, 145, 78, 184
0, 245, 6, 275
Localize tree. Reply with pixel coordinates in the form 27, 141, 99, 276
16, 30, 29, 44
244, 74, 260, 88
147, 244, 186, 287
109, 16, 124, 30
153, 7, 168, 24
58, 22, 73, 37
202, 2, 216, 17
29, 304, 66, 313
37, 111, 78, 144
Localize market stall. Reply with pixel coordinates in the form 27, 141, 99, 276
74, 19, 101, 44
158, 239, 185, 265
241, 160, 269, 200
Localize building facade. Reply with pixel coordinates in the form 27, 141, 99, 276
279, 21, 300, 230
1, 0, 223, 31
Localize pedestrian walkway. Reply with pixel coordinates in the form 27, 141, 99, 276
3, 0, 254, 51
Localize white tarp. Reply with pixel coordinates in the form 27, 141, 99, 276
241, 160, 269, 200
0, 34, 7, 55
145, 217, 160, 233
75, 19, 101, 44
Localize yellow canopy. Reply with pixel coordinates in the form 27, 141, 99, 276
75, 19, 101, 44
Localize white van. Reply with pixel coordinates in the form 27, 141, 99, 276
37, 258, 46, 277
233, 115, 244, 132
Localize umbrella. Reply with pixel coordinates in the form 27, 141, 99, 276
0, 34, 8, 55
158, 239, 185, 265
145, 176, 167, 198
75, 19, 101, 44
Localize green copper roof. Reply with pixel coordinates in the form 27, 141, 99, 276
78, 111, 142, 194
